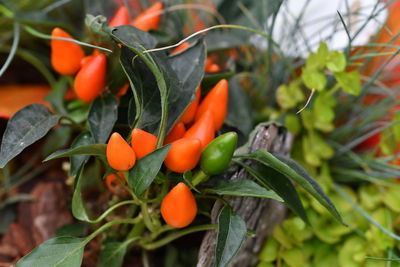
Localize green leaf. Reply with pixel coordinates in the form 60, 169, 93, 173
235, 160, 308, 223
326, 51, 346, 72
15, 236, 85, 267
128, 145, 171, 196
88, 94, 118, 144
316, 42, 329, 67
45, 77, 68, 114
72, 167, 90, 221
70, 133, 94, 177
225, 78, 253, 137
111, 26, 171, 144
55, 223, 86, 238
335, 71, 361, 95
302, 70, 327, 91
97, 241, 128, 267
239, 150, 344, 224
216, 206, 247, 267
167, 40, 206, 132
201, 72, 235, 89
206, 178, 283, 201
0, 104, 61, 168
44, 144, 106, 162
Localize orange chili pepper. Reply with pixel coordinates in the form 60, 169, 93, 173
105, 172, 128, 196
164, 122, 186, 145
50, 28, 84, 75
171, 42, 190, 55
206, 63, 220, 73
195, 79, 228, 131
132, 2, 163, 31
74, 53, 107, 102
164, 138, 201, 173
131, 128, 158, 159
106, 132, 136, 171
184, 110, 215, 150
161, 182, 197, 228
180, 87, 201, 124
80, 55, 94, 67
109, 6, 130, 27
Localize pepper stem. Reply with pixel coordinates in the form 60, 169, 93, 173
191, 170, 209, 186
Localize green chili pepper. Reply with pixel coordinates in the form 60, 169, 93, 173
200, 132, 238, 175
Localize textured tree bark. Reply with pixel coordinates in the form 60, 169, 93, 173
197, 123, 293, 267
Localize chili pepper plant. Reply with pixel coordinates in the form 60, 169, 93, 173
0, 0, 361, 266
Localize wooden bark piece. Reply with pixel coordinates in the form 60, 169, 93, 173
197, 123, 293, 267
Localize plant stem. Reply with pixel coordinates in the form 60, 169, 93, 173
83, 218, 141, 246
140, 189, 157, 232
87, 200, 138, 224
141, 224, 217, 250
191, 170, 209, 186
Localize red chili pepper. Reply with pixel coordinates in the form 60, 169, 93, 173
195, 79, 228, 131
50, 28, 84, 75
74, 53, 107, 102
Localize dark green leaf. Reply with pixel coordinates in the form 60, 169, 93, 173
239, 150, 344, 224
0, 104, 61, 168
45, 77, 68, 114
70, 133, 94, 177
44, 144, 106, 162
41, 125, 72, 157
128, 145, 171, 196
235, 160, 308, 223
15, 236, 85, 267
72, 167, 90, 222
97, 241, 128, 267
167, 40, 206, 132
88, 94, 118, 144
201, 72, 235, 89
225, 78, 253, 137
55, 223, 86, 238
206, 178, 283, 201
216, 206, 247, 267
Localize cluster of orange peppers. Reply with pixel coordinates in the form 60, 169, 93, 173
106, 79, 228, 228
50, 2, 228, 229
50, 2, 163, 102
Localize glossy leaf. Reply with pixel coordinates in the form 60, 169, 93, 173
225, 78, 253, 138
167, 40, 206, 132
128, 145, 171, 196
44, 144, 106, 162
206, 178, 283, 201
235, 160, 308, 223
72, 167, 90, 221
0, 104, 61, 168
216, 205, 247, 267
97, 241, 127, 267
238, 150, 344, 224
15, 236, 84, 267
70, 132, 94, 176
88, 94, 118, 144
